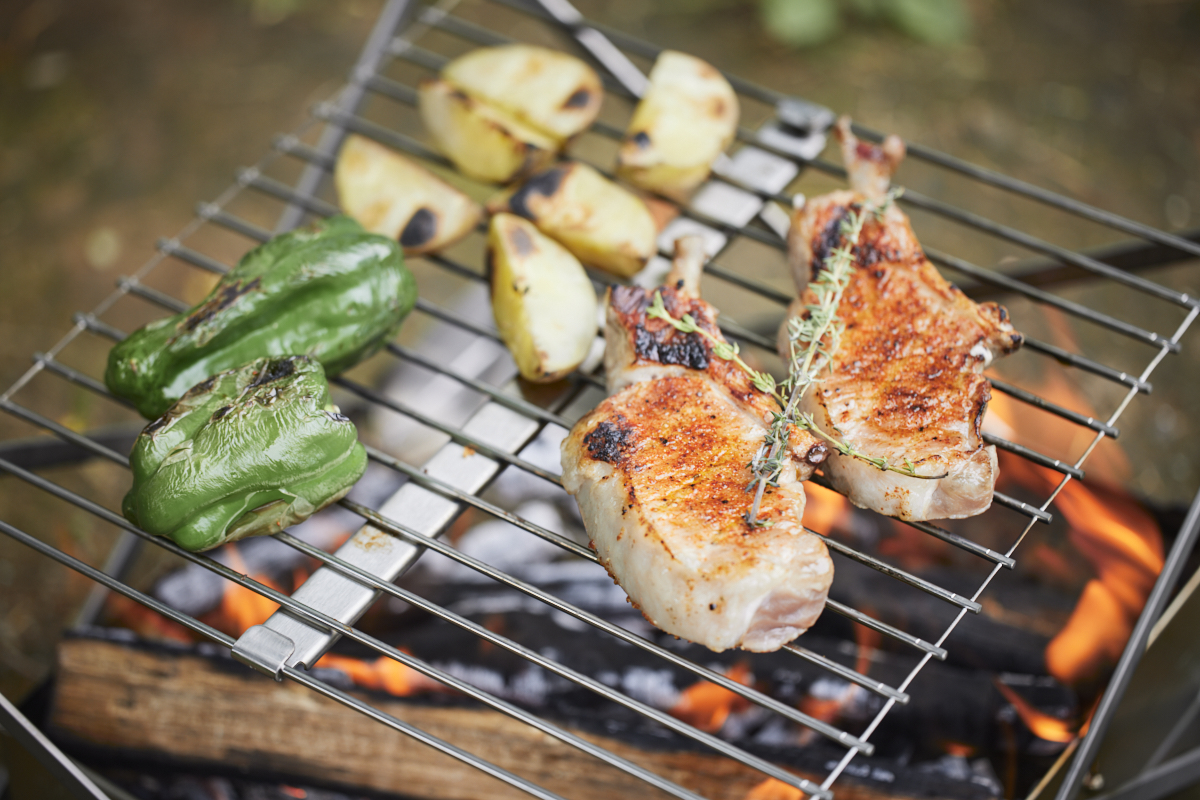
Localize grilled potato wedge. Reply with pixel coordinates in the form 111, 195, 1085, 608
335, 135, 482, 255
443, 45, 602, 141
488, 213, 598, 383
487, 162, 656, 278
419, 78, 558, 183
616, 51, 739, 201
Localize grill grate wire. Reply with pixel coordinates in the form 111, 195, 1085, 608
2, 0, 1199, 798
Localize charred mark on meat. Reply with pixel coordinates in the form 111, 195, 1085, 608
856, 239, 882, 267
507, 166, 567, 220
880, 384, 931, 421
584, 418, 633, 464
563, 88, 591, 109
972, 384, 991, 437
812, 208, 849, 280
400, 207, 437, 248
181, 278, 262, 332
634, 324, 709, 370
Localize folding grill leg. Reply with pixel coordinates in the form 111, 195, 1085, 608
1089, 746, 1200, 800
0, 690, 111, 800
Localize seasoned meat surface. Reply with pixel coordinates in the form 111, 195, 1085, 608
562, 238, 833, 653
782, 119, 1023, 521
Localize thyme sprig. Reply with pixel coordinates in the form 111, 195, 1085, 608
647, 187, 944, 527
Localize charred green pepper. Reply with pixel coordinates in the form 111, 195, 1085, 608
122, 355, 367, 552
106, 215, 415, 419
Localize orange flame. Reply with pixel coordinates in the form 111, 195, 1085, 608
853, 618, 881, 676
802, 482, 850, 535
984, 359, 1163, 687
745, 777, 805, 800
105, 593, 195, 644
942, 741, 976, 758
670, 662, 753, 733
203, 547, 282, 636
1044, 478, 1163, 685
985, 358, 1129, 487
314, 652, 441, 697
993, 679, 1075, 743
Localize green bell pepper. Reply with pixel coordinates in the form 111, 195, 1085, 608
106, 215, 416, 419
122, 355, 367, 552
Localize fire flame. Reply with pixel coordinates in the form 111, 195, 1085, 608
669, 662, 754, 733
1044, 478, 1162, 685
105, 593, 194, 643
984, 361, 1163, 686
314, 652, 441, 697
745, 777, 805, 800
796, 616, 881, 746
802, 482, 850, 535
985, 366, 1129, 488
202, 547, 283, 636
992, 680, 1075, 743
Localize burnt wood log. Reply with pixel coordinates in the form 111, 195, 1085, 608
48, 633, 1006, 800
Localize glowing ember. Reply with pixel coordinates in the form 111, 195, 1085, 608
798, 617, 881, 741
314, 652, 441, 697
744, 777, 805, 800
669, 663, 753, 733
941, 741, 977, 758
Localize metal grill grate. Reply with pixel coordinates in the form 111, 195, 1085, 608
3, 1, 1200, 799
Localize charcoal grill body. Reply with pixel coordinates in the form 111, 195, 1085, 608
2, 2, 1200, 800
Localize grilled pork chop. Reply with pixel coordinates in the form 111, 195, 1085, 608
781, 118, 1023, 521
562, 238, 833, 653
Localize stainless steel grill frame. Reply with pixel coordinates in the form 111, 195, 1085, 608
3, 1, 1200, 799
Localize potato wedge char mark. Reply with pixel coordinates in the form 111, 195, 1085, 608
335, 135, 482, 256
488, 213, 597, 383
419, 78, 557, 184
421, 45, 602, 183
487, 162, 657, 278
616, 51, 738, 202
442, 44, 602, 141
